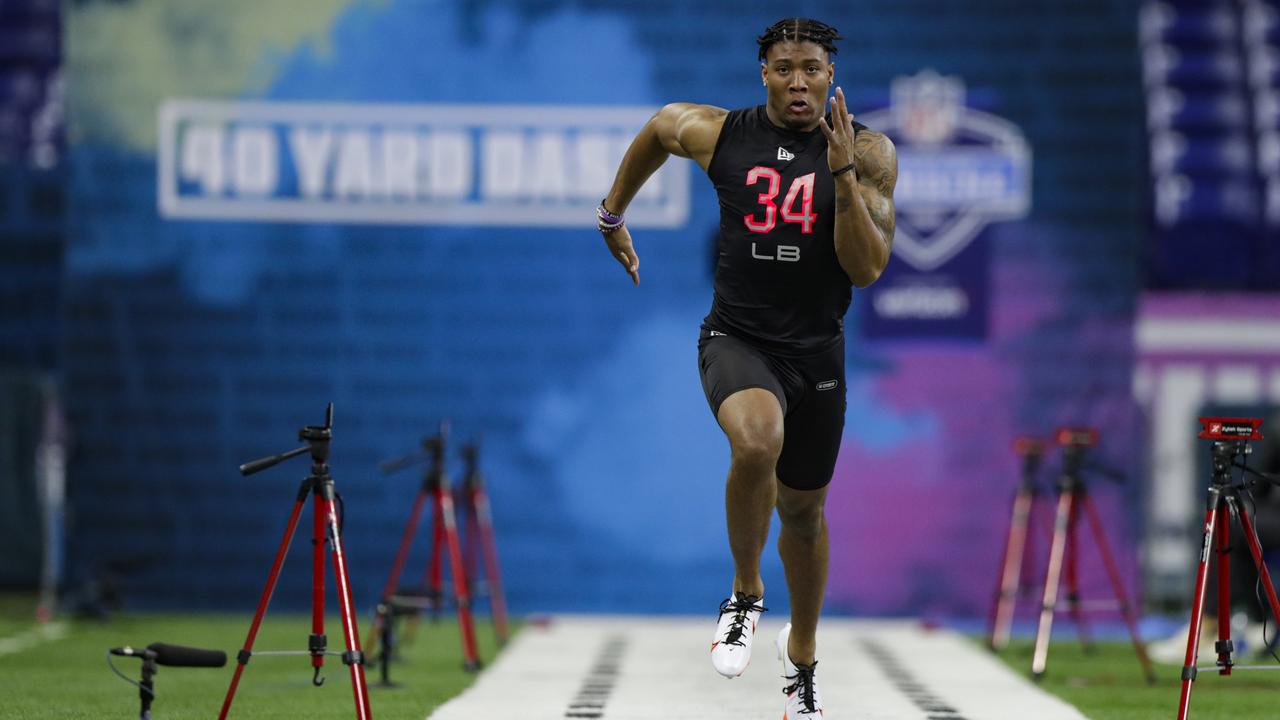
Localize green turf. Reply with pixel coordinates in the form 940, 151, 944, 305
10, 601, 1279, 719
988, 638, 1280, 720
0, 606, 510, 719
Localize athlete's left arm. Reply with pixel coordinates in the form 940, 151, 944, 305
821, 88, 897, 288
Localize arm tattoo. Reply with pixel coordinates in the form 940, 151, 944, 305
853, 132, 897, 248
865, 192, 895, 250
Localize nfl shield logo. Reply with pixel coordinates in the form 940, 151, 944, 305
893, 70, 963, 145
859, 70, 1032, 271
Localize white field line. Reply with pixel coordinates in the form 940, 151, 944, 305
0, 621, 69, 657
427, 616, 1090, 720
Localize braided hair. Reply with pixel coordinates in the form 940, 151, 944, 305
757, 18, 842, 62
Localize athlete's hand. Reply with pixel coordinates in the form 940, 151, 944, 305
602, 225, 640, 286
819, 86, 857, 179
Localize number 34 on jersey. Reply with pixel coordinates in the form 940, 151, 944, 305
743, 167, 816, 263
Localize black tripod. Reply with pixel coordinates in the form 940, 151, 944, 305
1177, 417, 1280, 720
218, 404, 372, 720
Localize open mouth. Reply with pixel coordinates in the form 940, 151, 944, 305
788, 100, 809, 114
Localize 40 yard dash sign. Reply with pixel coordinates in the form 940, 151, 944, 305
156, 100, 690, 228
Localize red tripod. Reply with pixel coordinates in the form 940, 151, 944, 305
365, 424, 480, 684
988, 437, 1048, 651
1030, 427, 1155, 684
1176, 417, 1280, 720
218, 405, 371, 720
457, 439, 510, 647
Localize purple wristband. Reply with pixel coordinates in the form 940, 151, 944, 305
597, 201, 623, 225
597, 200, 625, 233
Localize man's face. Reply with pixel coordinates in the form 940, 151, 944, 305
761, 41, 833, 131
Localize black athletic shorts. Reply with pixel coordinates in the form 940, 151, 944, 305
697, 326, 846, 491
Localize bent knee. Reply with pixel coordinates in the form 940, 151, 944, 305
729, 428, 783, 469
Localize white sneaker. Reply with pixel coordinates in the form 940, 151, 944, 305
710, 591, 766, 678
777, 622, 823, 718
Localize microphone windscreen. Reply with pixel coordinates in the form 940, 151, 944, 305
147, 642, 227, 668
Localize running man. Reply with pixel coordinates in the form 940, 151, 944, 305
595, 18, 896, 719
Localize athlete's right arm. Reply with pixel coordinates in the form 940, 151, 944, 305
599, 103, 727, 285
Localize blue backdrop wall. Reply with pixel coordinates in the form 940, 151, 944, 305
62, 0, 1145, 618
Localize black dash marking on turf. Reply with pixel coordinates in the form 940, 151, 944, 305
860, 638, 970, 720
563, 634, 627, 718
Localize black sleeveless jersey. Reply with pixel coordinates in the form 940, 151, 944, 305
703, 105, 865, 357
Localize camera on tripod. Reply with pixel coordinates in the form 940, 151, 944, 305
1177, 416, 1280, 720
1198, 418, 1263, 486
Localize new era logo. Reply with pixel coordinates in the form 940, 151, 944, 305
777, 147, 795, 162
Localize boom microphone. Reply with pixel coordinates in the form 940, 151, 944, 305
149, 642, 227, 667
110, 643, 227, 668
